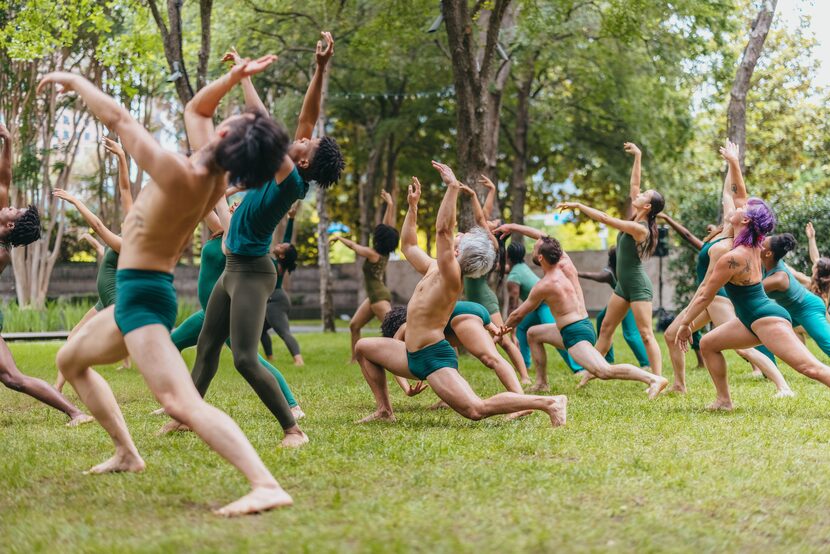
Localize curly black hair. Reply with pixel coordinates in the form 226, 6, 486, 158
277, 244, 298, 273
769, 233, 796, 262
381, 305, 408, 338
373, 224, 400, 256
507, 240, 526, 266
215, 109, 289, 189
298, 135, 344, 188
7, 205, 41, 246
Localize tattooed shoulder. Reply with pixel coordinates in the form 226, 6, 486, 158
727, 256, 739, 269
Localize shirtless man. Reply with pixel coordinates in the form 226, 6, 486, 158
0, 124, 93, 426
40, 56, 294, 516
494, 223, 668, 399
356, 165, 567, 426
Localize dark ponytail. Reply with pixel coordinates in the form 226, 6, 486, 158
769, 233, 797, 262
496, 233, 508, 286
638, 191, 664, 259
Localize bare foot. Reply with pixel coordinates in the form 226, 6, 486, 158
527, 382, 549, 393
214, 485, 293, 517
706, 399, 734, 411
293, 355, 305, 366
505, 410, 533, 420
774, 389, 795, 398
150, 407, 166, 416
665, 384, 686, 394
280, 431, 309, 448
576, 371, 594, 389
429, 400, 450, 410
67, 414, 94, 427
291, 406, 306, 420
545, 395, 568, 427
157, 420, 191, 435
357, 410, 396, 423
647, 377, 669, 399
84, 452, 145, 475
520, 378, 532, 386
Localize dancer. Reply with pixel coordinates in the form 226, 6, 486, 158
332, 190, 398, 361
505, 239, 580, 389
356, 167, 567, 425
804, 222, 830, 314
558, 142, 663, 384
576, 247, 650, 370
168, 36, 344, 443
760, 233, 830, 357
674, 197, 830, 410
80, 232, 105, 258
463, 175, 535, 381
260, 201, 303, 366
0, 124, 92, 426
43, 58, 295, 516
496, 222, 668, 398
660, 142, 790, 394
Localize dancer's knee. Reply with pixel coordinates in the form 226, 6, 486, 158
591, 365, 613, 380
231, 349, 260, 374
160, 392, 203, 424
0, 367, 25, 391
456, 399, 485, 421
479, 352, 501, 370
795, 360, 827, 380
699, 335, 720, 357
56, 345, 83, 380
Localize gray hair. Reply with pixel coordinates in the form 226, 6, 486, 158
457, 226, 496, 278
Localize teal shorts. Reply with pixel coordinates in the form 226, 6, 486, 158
560, 317, 597, 349
114, 269, 178, 336
406, 339, 458, 380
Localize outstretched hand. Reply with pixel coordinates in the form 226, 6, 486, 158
719, 139, 740, 164
221, 47, 244, 67
493, 223, 516, 237
806, 221, 815, 240
380, 190, 393, 205
408, 176, 422, 207
316, 31, 335, 66
431, 160, 458, 186
329, 235, 341, 244
404, 381, 429, 397
494, 325, 513, 338
229, 55, 278, 80
623, 142, 641, 157
52, 188, 77, 203
556, 201, 579, 212
37, 72, 78, 95
458, 182, 476, 197
674, 324, 692, 353
102, 137, 124, 158
478, 174, 496, 190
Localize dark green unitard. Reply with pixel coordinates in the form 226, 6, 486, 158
614, 223, 653, 302
261, 218, 302, 358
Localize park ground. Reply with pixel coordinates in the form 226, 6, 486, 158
4, 329, 830, 553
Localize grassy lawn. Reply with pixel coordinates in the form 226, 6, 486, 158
3, 330, 830, 553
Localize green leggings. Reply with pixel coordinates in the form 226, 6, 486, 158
190, 254, 296, 430
171, 309, 297, 408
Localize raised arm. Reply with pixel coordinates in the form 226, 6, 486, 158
720, 140, 747, 210
557, 201, 648, 242
578, 270, 614, 285
182, 55, 276, 151
658, 213, 703, 250
330, 235, 380, 262
38, 73, 191, 189
380, 190, 395, 227
806, 222, 820, 270
400, 176, 433, 274
506, 280, 521, 314
459, 182, 498, 249
623, 143, 641, 211
53, 189, 122, 252
281, 202, 299, 243
222, 48, 268, 114
478, 175, 497, 218
787, 264, 813, 288
0, 124, 12, 209
80, 232, 105, 258
295, 32, 334, 140
494, 222, 544, 241
432, 161, 462, 282
103, 138, 133, 215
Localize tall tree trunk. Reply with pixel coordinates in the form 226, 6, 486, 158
360, 134, 383, 245
147, 0, 195, 107
315, 68, 335, 331
727, 0, 777, 172
509, 67, 533, 241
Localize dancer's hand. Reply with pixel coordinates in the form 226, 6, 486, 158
556, 201, 579, 211
458, 183, 476, 197
674, 324, 692, 353
37, 72, 79, 95
316, 31, 334, 66
623, 142, 641, 157
719, 140, 739, 164
329, 235, 341, 244
380, 190, 393, 205
408, 176, 421, 207
230, 55, 278, 80
287, 200, 300, 218
431, 160, 458, 186
102, 137, 124, 157
493, 223, 516, 237
806, 222, 815, 240
494, 325, 513, 338
404, 381, 429, 397
221, 47, 244, 67
478, 174, 496, 190
52, 188, 77, 204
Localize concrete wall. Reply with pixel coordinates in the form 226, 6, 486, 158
0, 251, 680, 317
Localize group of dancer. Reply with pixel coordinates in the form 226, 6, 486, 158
3, 29, 830, 518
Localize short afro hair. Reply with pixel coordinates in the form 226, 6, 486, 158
214, 109, 289, 189
381, 305, 407, 338
8, 205, 41, 247
373, 224, 399, 256
298, 135, 344, 188
278, 244, 298, 273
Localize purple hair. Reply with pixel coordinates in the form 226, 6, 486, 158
733, 197, 776, 248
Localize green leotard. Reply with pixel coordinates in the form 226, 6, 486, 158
763, 260, 808, 311
363, 255, 391, 303
724, 281, 791, 335
444, 301, 491, 334
464, 276, 500, 315
614, 222, 653, 302
697, 238, 729, 298
507, 263, 538, 301
94, 247, 119, 311
198, 236, 226, 308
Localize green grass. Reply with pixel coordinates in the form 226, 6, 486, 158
3, 330, 830, 553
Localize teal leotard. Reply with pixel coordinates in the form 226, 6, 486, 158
94, 247, 119, 311
697, 238, 729, 298
614, 223, 653, 302
445, 301, 491, 334
464, 276, 500, 315
724, 281, 791, 335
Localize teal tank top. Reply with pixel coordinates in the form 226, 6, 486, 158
763, 260, 808, 311
697, 237, 729, 297
507, 263, 539, 301
198, 235, 226, 309
225, 167, 308, 256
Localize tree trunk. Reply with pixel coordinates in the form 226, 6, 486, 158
360, 133, 383, 245
315, 66, 335, 331
727, 0, 777, 172
196, 0, 214, 91
147, 0, 195, 107
509, 67, 533, 241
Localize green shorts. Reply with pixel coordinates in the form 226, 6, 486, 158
614, 270, 653, 303
114, 269, 178, 336
561, 317, 597, 349
406, 339, 458, 380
